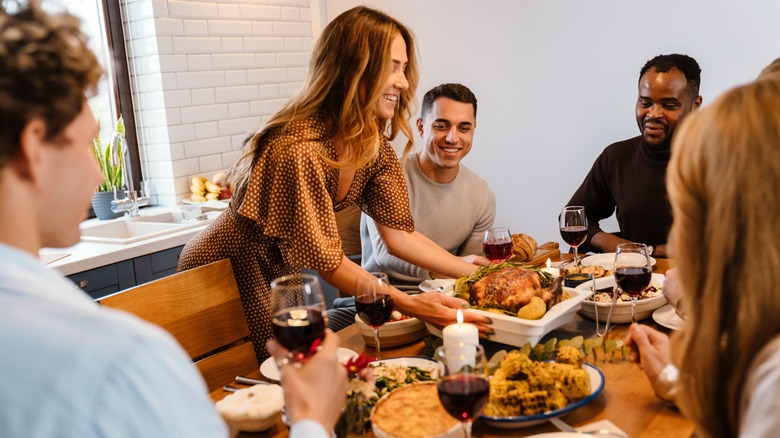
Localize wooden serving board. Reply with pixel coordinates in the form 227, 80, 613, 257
524, 242, 561, 267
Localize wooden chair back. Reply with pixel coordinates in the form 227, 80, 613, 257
98, 259, 257, 392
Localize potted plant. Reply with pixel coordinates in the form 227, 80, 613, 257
90, 116, 125, 220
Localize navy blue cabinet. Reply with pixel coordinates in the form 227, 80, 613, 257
68, 245, 184, 300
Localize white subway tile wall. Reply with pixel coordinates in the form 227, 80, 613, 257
122, 0, 313, 205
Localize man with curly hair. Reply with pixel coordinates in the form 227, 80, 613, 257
0, 2, 227, 436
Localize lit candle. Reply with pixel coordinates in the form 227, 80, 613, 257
441, 310, 479, 372
542, 258, 560, 278
442, 309, 479, 349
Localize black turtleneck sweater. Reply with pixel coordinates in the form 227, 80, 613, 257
566, 135, 672, 253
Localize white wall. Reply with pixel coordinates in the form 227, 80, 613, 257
122, 0, 314, 205
322, 0, 780, 245
122, 0, 780, 247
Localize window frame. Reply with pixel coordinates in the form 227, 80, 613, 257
100, 0, 142, 194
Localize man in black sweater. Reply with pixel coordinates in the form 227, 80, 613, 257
567, 54, 702, 258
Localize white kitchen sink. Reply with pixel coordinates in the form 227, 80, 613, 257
80, 211, 213, 244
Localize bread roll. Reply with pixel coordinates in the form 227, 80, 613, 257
511, 234, 538, 262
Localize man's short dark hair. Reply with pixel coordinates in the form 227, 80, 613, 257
639, 54, 701, 99
420, 83, 478, 119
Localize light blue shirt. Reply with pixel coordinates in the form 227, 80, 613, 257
0, 244, 227, 438
290, 419, 330, 438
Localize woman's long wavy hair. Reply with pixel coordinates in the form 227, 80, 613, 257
667, 78, 780, 438
229, 6, 419, 195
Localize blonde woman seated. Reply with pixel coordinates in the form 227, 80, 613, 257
626, 78, 780, 437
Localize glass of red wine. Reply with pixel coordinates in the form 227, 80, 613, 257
355, 272, 394, 360
270, 273, 328, 366
435, 343, 489, 438
560, 206, 588, 266
482, 227, 513, 264
614, 243, 653, 323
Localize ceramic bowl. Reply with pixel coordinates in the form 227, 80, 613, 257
354, 314, 427, 348
215, 384, 284, 433
577, 273, 667, 324
426, 287, 591, 348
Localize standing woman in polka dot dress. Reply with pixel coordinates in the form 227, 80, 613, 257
178, 6, 490, 362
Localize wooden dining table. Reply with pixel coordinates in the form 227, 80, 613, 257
211, 256, 694, 438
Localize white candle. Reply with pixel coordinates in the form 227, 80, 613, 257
442, 309, 479, 350
541, 258, 560, 278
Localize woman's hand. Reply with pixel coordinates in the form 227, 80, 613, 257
266, 329, 347, 432
624, 324, 672, 384
395, 292, 492, 335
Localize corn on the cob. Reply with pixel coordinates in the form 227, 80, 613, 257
555, 345, 584, 368
485, 348, 591, 417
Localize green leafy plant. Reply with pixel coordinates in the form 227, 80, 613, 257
91, 116, 125, 192
422, 334, 629, 368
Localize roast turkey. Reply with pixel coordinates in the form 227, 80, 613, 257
469, 266, 561, 313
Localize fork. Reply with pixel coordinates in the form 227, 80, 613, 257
235, 376, 270, 386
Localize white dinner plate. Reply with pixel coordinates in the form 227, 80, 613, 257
580, 252, 656, 270
370, 356, 437, 371
480, 363, 605, 428
653, 304, 685, 331
259, 347, 357, 381
418, 278, 456, 296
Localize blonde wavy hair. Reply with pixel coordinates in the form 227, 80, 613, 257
229, 6, 419, 195
668, 78, 780, 438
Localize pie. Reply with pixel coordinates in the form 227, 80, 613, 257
371, 382, 459, 437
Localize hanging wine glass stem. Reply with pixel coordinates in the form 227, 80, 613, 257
631, 297, 637, 324
372, 327, 381, 360
573, 246, 579, 267
463, 421, 473, 438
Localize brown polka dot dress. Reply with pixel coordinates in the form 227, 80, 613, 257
177, 116, 414, 363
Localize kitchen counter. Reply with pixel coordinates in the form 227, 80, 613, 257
40, 206, 219, 276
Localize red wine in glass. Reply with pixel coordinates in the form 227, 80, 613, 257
560, 225, 588, 247
614, 243, 652, 323
614, 267, 652, 298
437, 375, 490, 421
435, 343, 488, 438
272, 307, 326, 360
483, 241, 512, 263
270, 273, 327, 365
355, 272, 392, 359
560, 206, 588, 266
356, 294, 394, 328
483, 227, 512, 264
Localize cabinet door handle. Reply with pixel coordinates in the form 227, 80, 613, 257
77, 279, 89, 288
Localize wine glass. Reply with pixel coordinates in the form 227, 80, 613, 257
355, 272, 394, 360
482, 227, 513, 264
435, 343, 489, 438
560, 206, 588, 266
270, 273, 328, 366
614, 243, 653, 323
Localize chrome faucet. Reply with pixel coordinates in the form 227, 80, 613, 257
109, 128, 148, 217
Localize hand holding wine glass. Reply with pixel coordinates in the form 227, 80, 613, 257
560, 206, 588, 266
614, 243, 653, 323
482, 227, 513, 264
355, 272, 394, 360
270, 273, 328, 366
435, 343, 489, 438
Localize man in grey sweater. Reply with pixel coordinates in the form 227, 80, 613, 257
361, 83, 495, 290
